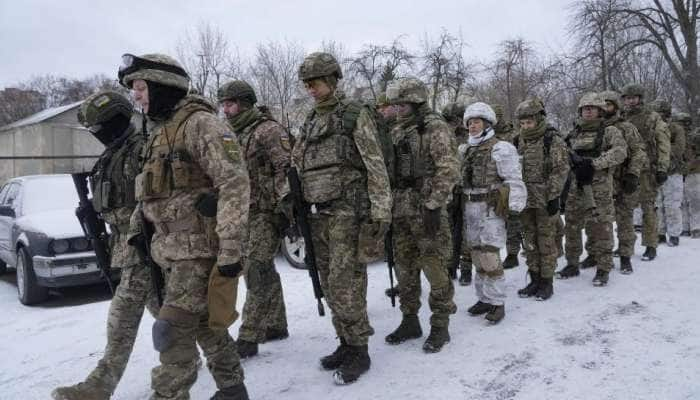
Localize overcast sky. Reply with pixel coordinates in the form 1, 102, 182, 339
0, 0, 573, 88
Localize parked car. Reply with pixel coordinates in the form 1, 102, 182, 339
0, 174, 119, 305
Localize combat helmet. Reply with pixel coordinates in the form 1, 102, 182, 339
650, 99, 672, 118
385, 77, 428, 104
463, 102, 497, 126
600, 90, 622, 111
119, 53, 190, 91
77, 90, 133, 128
217, 80, 257, 105
578, 92, 607, 111
515, 99, 545, 119
298, 52, 343, 81
672, 112, 692, 125
441, 102, 466, 123
621, 83, 645, 99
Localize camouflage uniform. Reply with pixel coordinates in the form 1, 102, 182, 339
387, 78, 458, 338
492, 105, 522, 262
685, 127, 700, 236
676, 113, 695, 234
515, 100, 569, 299
598, 91, 647, 263
461, 102, 526, 320
52, 91, 157, 400
294, 52, 392, 384
561, 93, 627, 285
651, 101, 686, 241
124, 54, 250, 400
218, 81, 290, 348
621, 84, 671, 256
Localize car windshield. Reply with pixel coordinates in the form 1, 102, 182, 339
22, 176, 80, 215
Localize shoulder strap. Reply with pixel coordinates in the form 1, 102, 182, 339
340, 101, 363, 136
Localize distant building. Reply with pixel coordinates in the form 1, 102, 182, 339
0, 101, 103, 183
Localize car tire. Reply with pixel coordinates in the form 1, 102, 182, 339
280, 235, 307, 270
16, 247, 49, 305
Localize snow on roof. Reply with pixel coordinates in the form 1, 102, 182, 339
0, 100, 83, 131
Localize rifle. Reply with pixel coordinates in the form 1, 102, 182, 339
449, 191, 463, 279
287, 167, 325, 317
384, 226, 396, 307
569, 152, 597, 213
133, 209, 164, 306
71, 172, 114, 295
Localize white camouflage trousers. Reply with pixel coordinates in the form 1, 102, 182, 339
464, 201, 507, 306
684, 173, 700, 232
656, 174, 684, 237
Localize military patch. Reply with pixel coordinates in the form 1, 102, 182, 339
222, 132, 240, 161
94, 95, 111, 108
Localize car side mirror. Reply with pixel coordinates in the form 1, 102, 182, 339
0, 205, 16, 218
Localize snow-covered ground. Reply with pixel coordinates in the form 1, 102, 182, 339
2, 238, 699, 400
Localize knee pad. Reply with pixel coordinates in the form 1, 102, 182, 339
152, 319, 174, 352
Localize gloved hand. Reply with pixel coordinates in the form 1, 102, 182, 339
621, 173, 639, 194
218, 262, 243, 278
423, 207, 441, 237
574, 158, 594, 186
195, 192, 218, 218
546, 197, 560, 216
655, 171, 668, 185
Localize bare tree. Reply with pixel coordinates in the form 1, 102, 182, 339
420, 29, 460, 111
0, 88, 45, 126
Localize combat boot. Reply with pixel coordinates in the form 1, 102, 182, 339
556, 264, 580, 279
264, 327, 289, 342
580, 255, 596, 269
467, 301, 492, 315
51, 382, 111, 400
641, 246, 656, 261
517, 270, 540, 298
385, 286, 400, 298
333, 345, 370, 385
459, 268, 472, 286
634, 225, 642, 233
236, 339, 258, 359
385, 314, 422, 344
210, 383, 249, 400
658, 234, 667, 244
612, 248, 620, 257
620, 256, 633, 274
693, 230, 700, 239
503, 254, 519, 269
592, 269, 609, 286
485, 305, 505, 324
320, 338, 350, 370
668, 236, 679, 247
422, 325, 450, 353
535, 277, 553, 301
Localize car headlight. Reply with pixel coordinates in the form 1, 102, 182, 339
50, 239, 70, 254
71, 237, 90, 251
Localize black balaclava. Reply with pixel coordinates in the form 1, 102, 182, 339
93, 114, 130, 147
146, 80, 187, 121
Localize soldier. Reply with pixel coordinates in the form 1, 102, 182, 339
52, 91, 156, 400
556, 92, 627, 286
599, 90, 647, 274
675, 112, 694, 236
621, 84, 671, 261
461, 102, 526, 323
120, 53, 250, 400
294, 52, 392, 384
685, 124, 700, 238
442, 102, 472, 286
383, 77, 458, 352
651, 100, 686, 247
492, 104, 522, 269
217, 80, 290, 359
514, 99, 569, 301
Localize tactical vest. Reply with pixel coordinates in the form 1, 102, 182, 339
136, 102, 213, 201
519, 132, 554, 184
299, 100, 367, 204
567, 125, 605, 158
462, 135, 501, 190
626, 109, 659, 168
393, 113, 441, 189
239, 115, 279, 211
90, 127, 143, 214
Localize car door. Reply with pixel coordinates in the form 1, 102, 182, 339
0, 182, 19, 262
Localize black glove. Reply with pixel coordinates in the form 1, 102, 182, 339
574, 158, 594, 186
423, 207, 441, 237
218, 262, 243, 278
546, 198, 560, 216
621, 173, 639, 194
195, 193, 218, 218
655, 171, 668, 185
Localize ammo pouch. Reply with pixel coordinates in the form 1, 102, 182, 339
490, 185, 510, 219
301, 130, 359, 204
207, 266, 240, 331
357, 221, 383, 263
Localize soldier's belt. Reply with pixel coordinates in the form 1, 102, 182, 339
464, 192, 490, 202
157, 219, 193, 234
